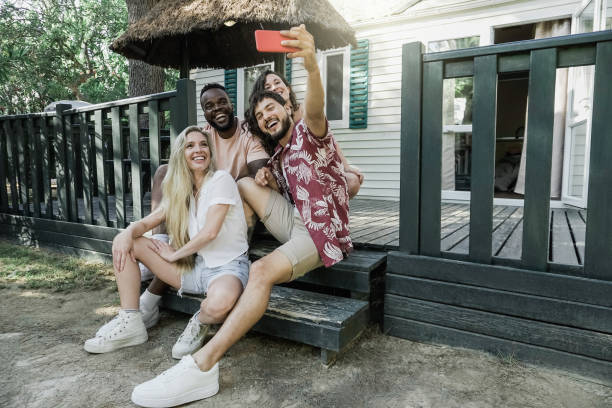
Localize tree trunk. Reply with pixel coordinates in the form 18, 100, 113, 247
125, 0, 165, 97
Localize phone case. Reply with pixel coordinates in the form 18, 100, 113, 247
255, 30, 299, 53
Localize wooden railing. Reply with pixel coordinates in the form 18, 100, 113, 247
399, 30, 612, 280
0, 79, 196, 229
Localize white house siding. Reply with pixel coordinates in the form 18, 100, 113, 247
190, 68, 225, 126
191, 0, 582, 200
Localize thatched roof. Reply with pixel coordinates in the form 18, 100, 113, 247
110, 0, 356, 70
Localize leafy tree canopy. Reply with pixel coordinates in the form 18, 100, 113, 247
0, 0, 130, 114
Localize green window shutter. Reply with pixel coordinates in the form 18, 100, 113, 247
224, 69, 237, 107
349, 39, 369, 129
285, 58, 292, 83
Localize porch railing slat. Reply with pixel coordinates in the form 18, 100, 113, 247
54, 105, 71, 220
28, 117, 41, 218
521, 48, 557, 271
129, 103, 143, 221
469, 54, 497, 263
399, 42, 423, 254
40, 117, 52, 217
420, 61, 443, 257
16, 119, 30, 216
0, 121, 8, 213
94, 110, 109, 227
148, 100, 161, 188
4, 121, 18, 211
584, 41, 612, 281
111, 106, 126, 228
80, 112, 93, 224
65, 113, 77, 221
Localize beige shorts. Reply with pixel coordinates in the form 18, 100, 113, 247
260, 190, 323, 281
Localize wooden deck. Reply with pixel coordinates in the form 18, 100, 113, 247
349, 199, 586, 266
30, 197, 586, 266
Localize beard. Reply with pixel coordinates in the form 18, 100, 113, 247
268, 114, 292, 144
209, 109, 235, 132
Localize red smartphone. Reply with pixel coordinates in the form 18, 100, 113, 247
255, 30, 300, 53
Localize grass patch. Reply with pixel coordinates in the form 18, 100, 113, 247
0, 240, 114, 292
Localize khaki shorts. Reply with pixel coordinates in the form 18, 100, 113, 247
260, 190, 323, 281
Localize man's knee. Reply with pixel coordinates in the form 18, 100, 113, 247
247, 260, 276, 288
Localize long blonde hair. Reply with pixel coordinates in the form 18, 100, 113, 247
161, 125, 215, 272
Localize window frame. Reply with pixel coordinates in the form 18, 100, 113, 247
236, 61, 275, 119
319, 46, 350, 129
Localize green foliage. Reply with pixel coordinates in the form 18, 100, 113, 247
0, 0, 129, 115
0, 240, 114, 291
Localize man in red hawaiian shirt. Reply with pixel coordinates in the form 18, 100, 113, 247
130, 24, 351, 406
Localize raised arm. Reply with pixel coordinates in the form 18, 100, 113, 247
281, 24, 326, 138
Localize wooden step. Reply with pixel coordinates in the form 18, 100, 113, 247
159, 285, 369, 365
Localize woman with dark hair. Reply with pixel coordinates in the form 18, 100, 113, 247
246, 69, 364, 198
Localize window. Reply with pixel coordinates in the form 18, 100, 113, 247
320, 47, 350, 129
236, 63, 274, 118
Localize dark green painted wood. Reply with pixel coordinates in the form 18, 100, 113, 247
522, 48, 556, 271
420, 61, 443, 257
387, 252, 612, 308
0, 213, 118, 241
16, 119, 30, 216
558, 44, 596, 68
498, 53, 530, 74
424, 30, 612, 62
171, 79, 197, 147
4, 120, 19, 211
349, 39, 369, 129
272, 54, 286, 79
111, 106, 125, 227
285, 57, 292, 83
148, 100, 161, 187
27, 117, 41, 217
385, 295, 612, 361
384, 315, 612, 385
443, 60, 473, 78
469, 55, 497, 263
224, 69, 238, 107
0, 121, 8, 213
385, 273, 612, 333
64, 113, 77, 221
39, 117, 52, 217
94, 110, 109, 226
129, 104, 143, 220
399, 42, 424, 254
584, 41, 612, 281
54, 104, 70, 220
79, 112, 93, 224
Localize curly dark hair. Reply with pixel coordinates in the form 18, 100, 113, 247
243, 90, 288, 156
251, 70, 299, 114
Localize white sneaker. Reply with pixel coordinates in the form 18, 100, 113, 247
84, 310, 148, 353
141, 306, 160, 329
131, 356, 219, 407
139, 234, 169, 281
171, 312, 209, 359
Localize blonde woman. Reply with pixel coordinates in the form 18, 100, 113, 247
84, 126, 249, 371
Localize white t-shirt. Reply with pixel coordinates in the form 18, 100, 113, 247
188, 170, 248, 268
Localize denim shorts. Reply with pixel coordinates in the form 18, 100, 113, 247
179, 252, 250, 296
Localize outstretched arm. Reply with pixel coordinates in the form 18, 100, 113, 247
281, 24, 326, 138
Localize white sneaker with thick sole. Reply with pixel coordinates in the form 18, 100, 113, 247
84, 310, 147, 353
171, 312, 209, 359
131, 356, 219, 407
141, 306, 160, 329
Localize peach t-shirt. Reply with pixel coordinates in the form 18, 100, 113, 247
203, 119, 269, 180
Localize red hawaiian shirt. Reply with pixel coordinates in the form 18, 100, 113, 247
267, 119, 352, 267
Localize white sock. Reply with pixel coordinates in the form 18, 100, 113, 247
140, 289, 161, 311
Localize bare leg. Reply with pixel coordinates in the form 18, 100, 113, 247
346, 172, 362, 199
198, 275, 243, 324
146, 165, 170, 296
191, 178, 293, 371
116, 237, 182, 309
192, 250, 293, 371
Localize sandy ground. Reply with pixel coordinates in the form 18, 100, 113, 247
1, 285, 611, 408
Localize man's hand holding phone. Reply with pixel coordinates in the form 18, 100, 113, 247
255, 25, 317, 73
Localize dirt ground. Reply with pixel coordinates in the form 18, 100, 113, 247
1, 285, 610, 408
